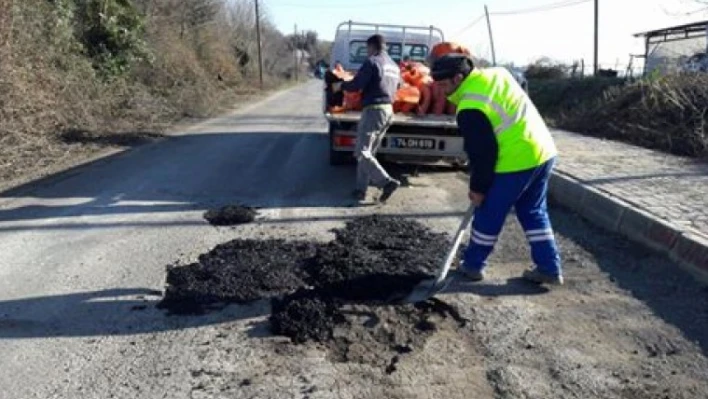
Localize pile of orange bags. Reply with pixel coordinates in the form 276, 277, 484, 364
327, 65, 362, 113
328, 42, 471, 116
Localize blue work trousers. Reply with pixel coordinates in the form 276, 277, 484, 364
463, 157, 562, 276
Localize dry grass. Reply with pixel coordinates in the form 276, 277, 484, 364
0, 0, 292, 187
530, 75, 708, 159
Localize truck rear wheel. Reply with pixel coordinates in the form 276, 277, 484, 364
330, 148, 354, 166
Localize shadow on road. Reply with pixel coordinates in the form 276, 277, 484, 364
550, 206, 708, 357
441, 276, 550, 298
0, 276, 548, 339
0, 288, 272, 339
0, 132, 340, 224
0, 130, 459, 229
60, 129, 165, 147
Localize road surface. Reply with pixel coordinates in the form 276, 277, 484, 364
1, 81, 707, 399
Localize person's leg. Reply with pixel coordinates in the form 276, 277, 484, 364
354, 109, 376, 194
514, 158, 563, 282
373, 108, 401, 202
354, 108, 394, 193
461, 168, 536, 277
371, 110, 392, 155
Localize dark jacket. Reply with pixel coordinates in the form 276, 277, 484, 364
324, 70, 345, 108
341, 52, 400, 107
457, 109, 498, 194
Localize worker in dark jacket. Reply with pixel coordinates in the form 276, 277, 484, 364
430, 54, 563, 285
332, 34, 402, 203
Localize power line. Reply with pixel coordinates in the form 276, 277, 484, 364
267, 0, 410, 8
661, 5, 708, 17
451, 14, 486, 37
491, 0, 591, 16
452, 0, 590, 45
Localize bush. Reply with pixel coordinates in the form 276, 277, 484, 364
0, 0, 316, 185
73, 0, 150, 77
528, 77, 626, 119
528, 75, 708, 158
525, 64, 567, 80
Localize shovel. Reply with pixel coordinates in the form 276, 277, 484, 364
397, 203, 476, 304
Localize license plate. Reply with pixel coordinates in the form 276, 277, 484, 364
389, 137, 436, 150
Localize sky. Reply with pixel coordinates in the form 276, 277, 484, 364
263, 0, 708, 71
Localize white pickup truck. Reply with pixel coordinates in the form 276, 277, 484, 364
324, 21, 466, 167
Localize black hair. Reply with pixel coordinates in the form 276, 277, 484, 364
431, 54, 475, 81
366, 34, 385, 52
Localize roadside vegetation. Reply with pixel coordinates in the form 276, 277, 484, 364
527, 62, 708, 159
0, 0, 330, 186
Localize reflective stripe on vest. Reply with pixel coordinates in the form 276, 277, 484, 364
460, 93, 528, 134
450, 68, 557, 173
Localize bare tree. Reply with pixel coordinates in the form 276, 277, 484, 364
0, 0, 12, 64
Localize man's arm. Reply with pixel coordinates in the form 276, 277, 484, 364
456, 109, 498, 195
340, 59, 374, 91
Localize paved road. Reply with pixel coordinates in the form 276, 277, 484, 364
1, 81, 707, 399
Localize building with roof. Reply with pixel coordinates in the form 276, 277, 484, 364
634, 20, 708, 75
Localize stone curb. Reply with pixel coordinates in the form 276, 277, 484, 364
549, 171, 708, 284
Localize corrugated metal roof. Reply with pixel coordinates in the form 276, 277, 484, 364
634, 20, 708, 38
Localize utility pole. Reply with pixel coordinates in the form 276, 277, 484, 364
593, 0, 599, 75
294, 24, 298, 81
255, 0, 264, 90
484, 5, 497, 66
0, 0, 13, 72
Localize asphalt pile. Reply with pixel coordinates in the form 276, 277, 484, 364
158, 239, 317, 315
204, 205, 258, 226
159, 215, 464, 371
270, 289, 344, 344
305, 215, 449, 301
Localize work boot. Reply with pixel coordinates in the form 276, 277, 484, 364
378, 179, 401, 203
458, 267, 485, 282
522, 268, 564, 285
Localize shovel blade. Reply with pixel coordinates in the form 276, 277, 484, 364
400, 279, 438, 303
396, 272, 459, 304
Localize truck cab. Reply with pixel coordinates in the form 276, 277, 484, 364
324, 21, 466, 167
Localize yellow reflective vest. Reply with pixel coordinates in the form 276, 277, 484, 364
447, 67, 557, 173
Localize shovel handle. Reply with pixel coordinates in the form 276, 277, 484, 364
433, 204, 475, 287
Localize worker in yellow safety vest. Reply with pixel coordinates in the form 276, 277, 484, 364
431, 54, 563, 285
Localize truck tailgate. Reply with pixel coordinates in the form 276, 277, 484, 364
325, 111, 457, 129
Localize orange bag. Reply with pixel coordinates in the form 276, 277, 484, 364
344, 91, 363, 111
416, 83, 432, 115
395, 102, 416, 113
394, 85, 420, 114
401, 62, 432, 89
430, 81, 447, 115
